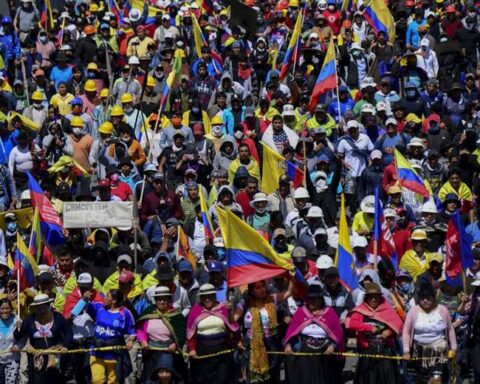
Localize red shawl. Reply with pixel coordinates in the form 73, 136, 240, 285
284, 306, 345, 351
186, 302, 239, 340
347, 300, 403, 335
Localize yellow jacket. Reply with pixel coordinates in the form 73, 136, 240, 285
228, 158, 261, 183
102, 271, 143, 294
50, 93, 75, 116
399, 250, 435, 281
182, 110, 211, 135
306, 114, 336, 136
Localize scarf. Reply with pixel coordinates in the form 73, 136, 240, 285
238, 66, 252, 80
249, 296, 278, 382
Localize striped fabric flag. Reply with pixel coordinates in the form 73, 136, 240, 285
29, 207, 42, 263
191, 14, 208, 58
308, 39, 337, 112
446, 211, 473, 280
177, 226, 197, 270
373, 187, 398, 270
363, 0, 395, 43
279, 7, 304, 80
335, 194, 358, 289
394, 149, 430, 198
217, 208, 293, 287
261, 142, 304, 194
27, 172, 65, 247
159, 56, 182, 113
201, 0, 214, 14
199, 188, 214, 244
15, 233, 39, 290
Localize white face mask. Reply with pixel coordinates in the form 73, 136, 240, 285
212, 126, 222, 136
123, 106, 133, 114
33, 102, 43, 109
234, 131, 243, 139
39, 35, 48, 43
72, 128, 83, 136
256, 207, 267, 214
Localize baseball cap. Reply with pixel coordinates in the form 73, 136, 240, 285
70, 97, 83, 106
119, 270, 135, 284
98, 179, 111, 188
370, 149, 382, 160
385, 118, 397, 126
77, 272, 93, 288
117, 254, 133, 265
316, 255, 334, 269
272, 228, 287, 239
207, 261, 223, 273
178, 259, 193, 273
352, 236, 368, 248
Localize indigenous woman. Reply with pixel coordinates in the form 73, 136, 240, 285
0, 298, 20, 383
187, 283, 239, 384
284, 284, 345, 384
234, 278, 293, 383
14, 294, 71, 384
137, 286, 186, 381
346, 282, 403, 384
402, 280, 457, 384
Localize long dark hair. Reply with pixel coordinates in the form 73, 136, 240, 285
109, 289, 125, 308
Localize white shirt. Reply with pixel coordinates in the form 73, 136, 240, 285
337, 133, 374, 177
413, 308, 446, 345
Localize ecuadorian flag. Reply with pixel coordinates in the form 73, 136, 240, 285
394, 149, 430, 198
279, 8, 304, 81
217, 208, 293, 287
363, 0, 395, 43
199, 188, 214, 244
335, 194, 358, 289
308, 39, 337, 112
15, 233, 39, 290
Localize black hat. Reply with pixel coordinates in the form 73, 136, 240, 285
105, 164, 119, 177
306, 284, 323, 299
324, 266, 339, 277
156, 265, 175, 281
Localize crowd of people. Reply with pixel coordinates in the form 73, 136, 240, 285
2, 0, 480, 383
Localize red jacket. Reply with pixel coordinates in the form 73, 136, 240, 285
235, 190, 255, 218
63, 287, 104, 318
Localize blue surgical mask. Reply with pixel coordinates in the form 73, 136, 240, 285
217, 248, 226, 261
192, 107, 200, 114
6, 222, 17, 232
399, 282, 412, 294
406, 90, 416, 98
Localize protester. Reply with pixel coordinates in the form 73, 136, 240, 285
3, 0, 480, 382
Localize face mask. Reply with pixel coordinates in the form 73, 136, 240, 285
6, 222, 17, 232
217, 248, 226, 261
124, 106, 133, 114
352, 50, 361, 57
33, 102, 42, 109
469, 12, 477, 18
212, 126, 222, 136
87, 71, 96, 78
398, 281, 412, 294
155, 71, 164, 79
234, 131, 243, 139
39, 35, 48, 43
256, 207, 267, 214
275, 239, 288, 253
72, 128, 83, 136
171, 117, 182, 126
192, 107, 200, 114
328, 5, 334, 10
121, 136, 131, 142
406, 90, 416, 97
110, 173, 119, 182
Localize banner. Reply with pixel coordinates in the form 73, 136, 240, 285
63, 202, 134, 228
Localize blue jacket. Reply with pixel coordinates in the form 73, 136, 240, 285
0, 32, 21, 62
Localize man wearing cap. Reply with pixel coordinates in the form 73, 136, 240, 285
102, 253, 142, 294
140, 172, 183, 223
177, 259, 200, 306
96, 179, 122, 202
206, 261, 228, 302
375, 118, 409, 165
112, 66, 142, 105
37, 270, 65, 313
306, 103, 336, 139
385, 185, 416, 224
338, 119, 374, 211
228, 143, 260, 184
358, 149, 384, 203
268, 175, 295, 219
127, 25, 154, 58
272, 228, 293, 259
66, 97, 94, 135
322, 266, 355, 320
351, 236, 374, 275
297, 206, 327, 253
399, 229, 435, 281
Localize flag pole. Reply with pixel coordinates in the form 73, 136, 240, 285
333, 42, 342, 125
16, 267, 20, 319
302, 139, 307, 187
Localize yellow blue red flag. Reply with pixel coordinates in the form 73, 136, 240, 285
363, 0, 395, 43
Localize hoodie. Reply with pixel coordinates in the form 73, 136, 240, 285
353, 269, 394, 306
212, 136, 237, 173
